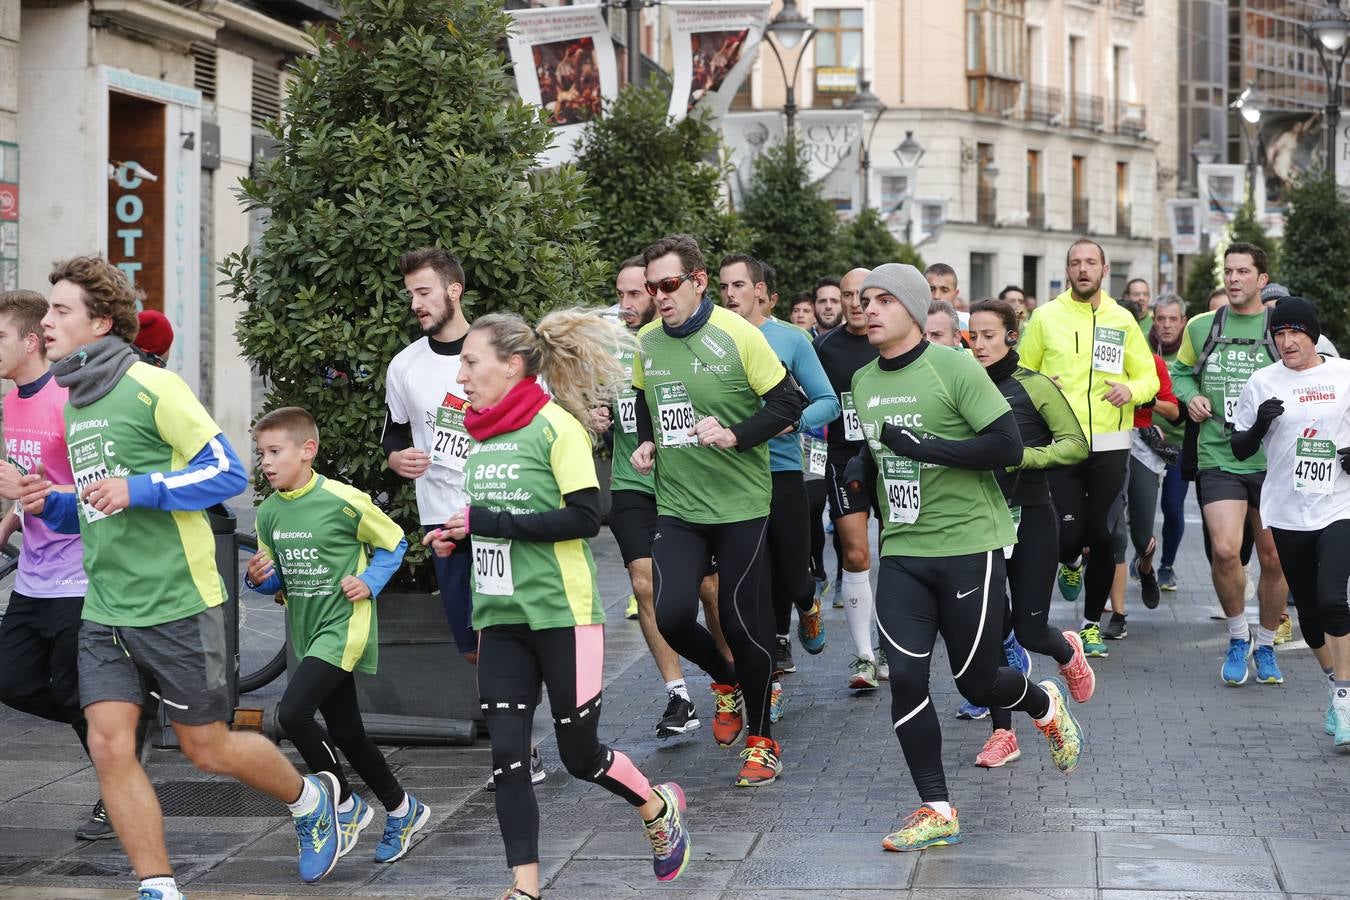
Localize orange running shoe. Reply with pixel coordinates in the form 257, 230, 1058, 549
1058, 629, 1096, 703
735, 735, 782, 786
710, 683, 744, 747
974, 728, 1021, 768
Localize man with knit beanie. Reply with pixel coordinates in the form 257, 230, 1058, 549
844, 262, 1085, 852
132, 309, 174, 367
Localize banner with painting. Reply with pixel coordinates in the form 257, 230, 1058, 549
1196, 164, 1246, 236
1165, 198, 1203, 255
721, 111, 783, 206
506, 4, 618, 167
667, 1, 770, 122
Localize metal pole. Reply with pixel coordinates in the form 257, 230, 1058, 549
626, 0, 642, 87
859, 147, 869, 210
1330, 102, 1339, 184
785, 85, 796, 136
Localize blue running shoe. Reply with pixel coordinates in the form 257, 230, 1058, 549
1253, 645, 1284, 684
1336, 699, 1350, 748
137, 890, 183, 900
1222, 635, 1253, 686
956, 700, 989, 720
797, 599, 826, 655
337, 793, 372, 859
1058, 563, 1083, 603
1004, 633, 1031, 675
645, 782, 691, 882
1327, 696, 1338, 736
769, 683, 786, 723
375, 793, 430, 863
294, 771, 340, 883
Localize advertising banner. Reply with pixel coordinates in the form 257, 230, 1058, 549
1165, 198, 1203, 255
721, 111, 783, 206
667, 1, 770, 122
1196, 163, 1245, 236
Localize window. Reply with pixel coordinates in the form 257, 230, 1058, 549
814, 9, 863, 103
970, 252, 994, 300
1027, 149, 1043, 227
1072, 155, 1088, 231
966, 0, 1025, 113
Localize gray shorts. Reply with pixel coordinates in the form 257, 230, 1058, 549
78, 605, 231, 726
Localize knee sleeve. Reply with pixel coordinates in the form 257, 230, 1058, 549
553, 695, 605, 779
481, 699, 534, 785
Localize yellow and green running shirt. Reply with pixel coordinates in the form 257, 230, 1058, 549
64, 363, 226, 627
609, 340, 653, 496
632, 305, 785, 523
465, 401, 603, 630
852, 345, 1016, 558
255, 474, 405, 674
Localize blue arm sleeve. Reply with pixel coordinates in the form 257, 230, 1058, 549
37, 491, 80, 534
795, 340, 841, 432
125, 433, 248, 512
245, 571, 283, 594
356, 538, 407, 598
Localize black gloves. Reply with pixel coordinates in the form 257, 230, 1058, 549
880, 423, 925, 459
1253, 397, 1284, 433
843, 453, 868, 493
1338, 447, 1350, 475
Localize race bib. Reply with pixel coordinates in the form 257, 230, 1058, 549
616, 391, 638, 435
841, 392, 863, 442
655, 382, 698, 448
472, 537, 514, 596
69, 434, 120, 523
882, 457, 921, 524
804, 436, 827, 476
1092, 326, 1126, 375
430, 404, 473, 472
1294, 438, 1337, 495
1222, 379, 1244, 422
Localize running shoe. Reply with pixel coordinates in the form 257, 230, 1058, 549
774, 636, 797, 675
769, 683, 786, 723
137, 890, 182, 900
1102, 614, 1127, 640
76, 799, 115, 841
1058, 629, 1096, 703
1058, 563, 1083, 603
975, 728, 1021, 768
814, 577, 828, 604
497, 888, 539, 900
735, 735, 782, 786
848, 656, 879, 691
294, 771, 341, 883
1033, 678, 1084, 774
882, 805, 961, 851
656, 692, 700, 737
374, 793, 430, 863
1004, 633, 1031, 674
1335, 700, 1350, 748
1139, 565, 1161, 610
710, 683, 744, 747
486, 747, 547, 791
337, 793, 373, 859
644, 782, 691, 882
1158, 565, 1177, 592
1253, 645, 1284, 684
1222, 634, 1253, 686
797, 600, 826, 655
1327, 693, 1338, 736
1079, 624, 1108, 658
876, 646, 889, 681
955, 700, 989, 720
625, 595, 639, 619
1274, 614, 1293, 645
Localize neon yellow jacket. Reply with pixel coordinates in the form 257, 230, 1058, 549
1018, 290, 1159, 452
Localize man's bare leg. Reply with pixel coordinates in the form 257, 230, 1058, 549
86, 700, 170, 878
174, 720, 304, 802
1202, 499, 1250, 617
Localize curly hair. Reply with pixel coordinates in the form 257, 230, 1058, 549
48, 256, 140, 343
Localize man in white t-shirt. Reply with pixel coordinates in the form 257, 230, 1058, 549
1230, 297, 1350, 747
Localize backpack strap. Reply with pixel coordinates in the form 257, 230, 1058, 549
1259, 305, 1278, 362
1192, 305, 1229, 376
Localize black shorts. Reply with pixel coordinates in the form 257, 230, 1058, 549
825, 444, 874, 521
609, 489, 716, 574
1197, 469, 1265, 508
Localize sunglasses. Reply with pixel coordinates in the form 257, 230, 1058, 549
644, 271, 702, 297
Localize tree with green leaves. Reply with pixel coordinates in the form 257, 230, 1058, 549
222, 0, 606, 580
837, 208, 924, 271
1279, 168, 1350, 347
1181, 251, 1218, 318
741, 137, 844, 301
576, 83, 748, 271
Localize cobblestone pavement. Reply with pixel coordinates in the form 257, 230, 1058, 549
1, 494, 1349, 898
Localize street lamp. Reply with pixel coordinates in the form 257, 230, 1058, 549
763, 0, 818, 135
1305, 0, 1350, 183
890, 131, 925, 243
846, 78, 887, 211
1230, 81, 1263, 200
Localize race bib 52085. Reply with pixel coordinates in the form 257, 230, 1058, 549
655, 382, 698, 448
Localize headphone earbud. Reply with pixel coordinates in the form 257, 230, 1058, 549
1006, 330, 1018, 347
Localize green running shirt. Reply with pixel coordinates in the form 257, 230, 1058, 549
609, 341, 653, 495
632, 305, 784, 524
255, 473, 405, 674
852, 344, 1016, 558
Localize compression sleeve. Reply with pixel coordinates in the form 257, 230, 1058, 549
1021, 373, 1090, 471
793, 336, 842, 431
635, 390, 654, 445
126, 434, 249, 512
37, 491, 80, 534
728, 371, 805, 451
356, 539, 408, 597
882, 410, 1023, 471
380, 409, 413, 456
1229, 424, 1267, 461
469, 488, 602, 542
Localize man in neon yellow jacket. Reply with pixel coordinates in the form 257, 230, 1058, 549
1017, 239, 1159, 657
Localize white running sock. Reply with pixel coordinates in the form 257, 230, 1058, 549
1227, 615, 1249, 641
1255, 626, 1276, 648
840, 569, 875, 660
286, 777, 321, 817
140, 877, 180, 899
389, 794, 411, 818
1033, 689, 1057, 727
665, 679, 690, 702
925, 801, 954, 819
337, 794, 354, 813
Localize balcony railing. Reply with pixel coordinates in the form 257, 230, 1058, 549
1111, 101, 1148, 138
977, 185, 997, 225
1072, 197, 1090, 232
1025, 86, 1062, 124
1116, 203, 1131, 237
1069, 93, 1105, 130
1112, 0, 1145, 13
1028, 192, 1046, 229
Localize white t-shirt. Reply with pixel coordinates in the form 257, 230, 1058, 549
1233, 356, 1350, 531
384, 337, 470, 525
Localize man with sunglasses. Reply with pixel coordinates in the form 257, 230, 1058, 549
630, 234, 804, 787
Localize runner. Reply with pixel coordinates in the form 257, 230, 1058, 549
845, 264, 1083, 851
997, 285, 1028, 326
926, 300, 963, 349
21, 256, 342, 897
789, 291, 817, 333
965, 298, 1097, 768
1171, 242, 1289, 686
0, 290, 113, 841
814, 276, 843, 332
812, 274, 846, 605
631, 234, 804, 786
1229, 297, 1350, 744
718, 254, 838, 722
814, 267, 884, 689
1148, 294, 1189, 592
424, 310, 691, 899
1017, 239, 1159, 658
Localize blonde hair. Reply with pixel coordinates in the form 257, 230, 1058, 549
472, 309, 634, 435
254, 406, 320, 447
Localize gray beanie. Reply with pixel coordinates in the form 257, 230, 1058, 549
1261, 282, 1290, 302
860, 263, 931, 327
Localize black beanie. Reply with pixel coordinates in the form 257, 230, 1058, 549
1270, 296, 1320, 343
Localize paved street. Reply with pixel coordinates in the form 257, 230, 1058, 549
1, 493, 1349, 898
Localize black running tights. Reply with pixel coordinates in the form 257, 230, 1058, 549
1047, 449, 1129, 623
767, 471, 817, 636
